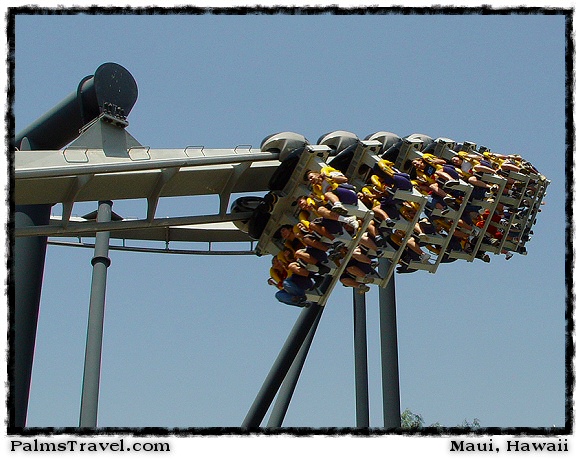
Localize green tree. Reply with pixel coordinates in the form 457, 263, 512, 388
400, 408, 481, 429
458, 418, 481, 429
400, 408, 424, 429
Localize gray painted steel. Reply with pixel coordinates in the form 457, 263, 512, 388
266, 307, 323, 428
79, 201, 113, 428
17, 212, 254, 239
13, 205, 51, 428
15, 63, 137, 151
242, 303, 324, 428
353, 289, 370, 428
15, 149, 279, 181
266, 309, 322, 428
14, 64, 138, 428
378, 259, 401, 428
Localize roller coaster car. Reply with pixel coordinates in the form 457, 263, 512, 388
231, 192, 278, 238
317, 130, 359, 175
364, 131, 401, 155
230, 196, 264, 232
317, 130, 359, 155
260, 132, 309, 162
268, 131, 361, 191
327, 143, 358, 175
248, 206, 271, 240
405, 133, 434, 150
267, 146, 305, 192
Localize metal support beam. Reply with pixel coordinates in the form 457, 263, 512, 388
242, 303, 324, 428
16, 212, 254, 238
15, 150, 280, 181
266, 307, 323, 428
378, 259, 401, 428
13, 204, 51, 428
79, 201, 113, 428
353, 288, 370, 428
13, 63, 137, 429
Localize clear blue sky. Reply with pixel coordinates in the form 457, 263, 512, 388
12, 9, 568, 434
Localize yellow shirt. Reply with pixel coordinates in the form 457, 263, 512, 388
318, 166, 346, 192
377, 159, 396, 176
360, 186, 381, 208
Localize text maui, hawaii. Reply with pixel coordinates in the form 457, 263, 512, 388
450, 438, 568, 453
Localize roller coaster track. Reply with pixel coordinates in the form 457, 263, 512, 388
15, 116, 280, 245
15, 117, 550, 302
13, 116, 550, 429
12, 61, 552, 429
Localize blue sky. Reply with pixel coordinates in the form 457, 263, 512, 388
11, 8, 568, 436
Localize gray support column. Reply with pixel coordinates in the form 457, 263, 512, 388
353, 288, 370, 428
13, 204, 51, 428
13, 63, 137, 428
378, 259, 401, 428
266, 307, 323, 428
242, 303, 324, 428
79, 201, 113, 428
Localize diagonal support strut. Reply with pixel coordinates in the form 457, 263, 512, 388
242, 303, 324, 428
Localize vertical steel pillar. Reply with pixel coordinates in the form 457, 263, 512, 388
242, 303, 324, 428
13, 63, 137, 428
378, 259, 401, 428
79, 201, 113, 428
13, 204, 51, 428
266, 307, 323, 428
353, 288, 370, 428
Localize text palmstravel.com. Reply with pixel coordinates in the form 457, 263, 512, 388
9, 439, 170, 453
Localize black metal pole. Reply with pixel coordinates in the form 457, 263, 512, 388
378, 259, 401, 428
13, 204, 51, 428
353, 288, 370, 428
15, 63, 137, 150
266, 307, 323, 428
242, 303, 324, 428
